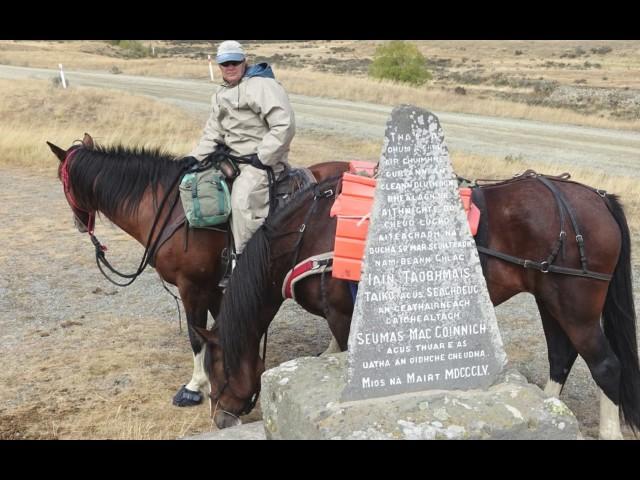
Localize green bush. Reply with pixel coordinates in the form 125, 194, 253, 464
107, 40, 151, 58
368, 41, 432, 86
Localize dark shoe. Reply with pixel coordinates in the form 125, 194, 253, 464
172, 385, 203, 407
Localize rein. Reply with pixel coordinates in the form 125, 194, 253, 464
93, 166, 186, 287
62, 147, 199, 287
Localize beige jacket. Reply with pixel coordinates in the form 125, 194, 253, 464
189, 66, 295, 168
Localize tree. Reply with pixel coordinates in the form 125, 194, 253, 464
368, 41, 431, 86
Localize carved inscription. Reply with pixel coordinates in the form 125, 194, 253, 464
342, 106, 507, 401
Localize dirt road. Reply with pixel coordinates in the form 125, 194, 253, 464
2, 64, 640, 178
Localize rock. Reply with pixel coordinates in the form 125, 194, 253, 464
261, 353, 581, 440
180, 421, 266, 440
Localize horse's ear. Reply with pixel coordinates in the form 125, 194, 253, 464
82, 133, 94, 149
192, 325, 219, 346
46, 141, 67, 162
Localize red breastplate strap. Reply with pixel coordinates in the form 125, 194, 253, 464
282, 252, 334, 301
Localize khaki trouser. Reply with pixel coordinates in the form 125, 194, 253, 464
231, 163, 285, 254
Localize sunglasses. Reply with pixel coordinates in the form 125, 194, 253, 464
219, 60, 243, 67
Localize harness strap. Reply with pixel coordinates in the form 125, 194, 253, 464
61, 147, 98, 235
282, 252, 334, 300
476, 246, 612, 281
288, 185, 323, 267
474, 171, 611, 282
148, 209, 186, 268
536, 176, 588, 272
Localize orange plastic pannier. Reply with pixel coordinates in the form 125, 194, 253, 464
330, 163, 480, 282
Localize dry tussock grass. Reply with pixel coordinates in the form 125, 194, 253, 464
277, 69, 640, 131
0, 78, 202, 172
0, 78, 384, 172
1, 312, 215, 439
2, 40, 639, 131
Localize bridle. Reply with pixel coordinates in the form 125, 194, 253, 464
209, 377, 261, 424
60, 146, 99, 237
208, 332, 267, 422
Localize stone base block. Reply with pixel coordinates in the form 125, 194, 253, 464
180, 421, 266, 440
261, 353, 581, 440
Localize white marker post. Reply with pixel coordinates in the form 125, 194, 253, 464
58, 63, 67, 89
208, 55, 214, 82
152, 45, 155, 56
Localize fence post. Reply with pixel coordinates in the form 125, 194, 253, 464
208, 55, 214, 82
58, 64, 67, 89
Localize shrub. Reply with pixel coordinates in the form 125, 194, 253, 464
368, 41, 432, 86
454, 86, 467, 95
107, 40, 151, 58
591, 46, 612, 55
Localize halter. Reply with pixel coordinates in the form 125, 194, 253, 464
61, 146, 99, 237
208, 332, 267, 422
209, 374, 261, 425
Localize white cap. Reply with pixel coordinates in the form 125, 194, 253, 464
216, 40, 246, 64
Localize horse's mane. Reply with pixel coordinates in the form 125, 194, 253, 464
68, 144, 195, 218
217, 175, 343, 374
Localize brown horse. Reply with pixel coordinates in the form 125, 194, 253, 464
194, 172, 639, 438
46, 133, 349, 407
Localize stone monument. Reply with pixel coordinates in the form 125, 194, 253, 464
259, 106, 581, 440
342, 105, 507, 400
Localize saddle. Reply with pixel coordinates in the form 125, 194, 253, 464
272, 166, 318, 212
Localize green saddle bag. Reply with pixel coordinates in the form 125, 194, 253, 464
179, 168, 231, 227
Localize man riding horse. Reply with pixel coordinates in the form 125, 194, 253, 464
186, 40, 296, 288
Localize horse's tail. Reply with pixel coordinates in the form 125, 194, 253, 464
602, 194, 640, 433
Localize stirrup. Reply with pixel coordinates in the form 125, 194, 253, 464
218, 274, 230, 289
218, 253, 240, 289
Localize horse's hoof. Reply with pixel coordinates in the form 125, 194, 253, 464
172, 385, 203, 407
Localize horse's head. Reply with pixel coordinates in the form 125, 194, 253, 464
194, 326, 265, 429
47, 133, 96, 233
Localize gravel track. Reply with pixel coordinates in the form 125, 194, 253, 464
2, 64, 640, 178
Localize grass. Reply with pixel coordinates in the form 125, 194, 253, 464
0, 78, 202, 172
277, 69, 640, 131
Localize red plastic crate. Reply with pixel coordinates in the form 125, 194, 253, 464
331, 174, 480, 281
